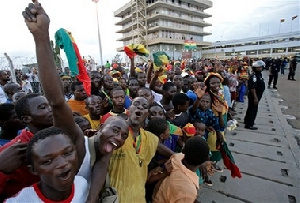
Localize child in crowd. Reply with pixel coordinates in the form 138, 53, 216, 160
189, 92, 223, 140
193, 119, 213, 186
169, 93, 190, 128
148, 104, 183, 151
145, 118, 171, 202
152, 136, 212, 203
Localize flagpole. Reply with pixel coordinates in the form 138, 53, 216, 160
291, 15, 298, 33
279, 22, 281, 34
95, 2, 103, 66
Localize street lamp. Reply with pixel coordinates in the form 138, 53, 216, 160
93, 0, 103, 66
173, 48, 176, 60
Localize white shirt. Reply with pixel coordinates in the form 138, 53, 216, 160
22, 80, 33, 94
5, 176, 88, 203
0, 85, 7, 104
27, 73, 40, 82
6, 137, 91, 203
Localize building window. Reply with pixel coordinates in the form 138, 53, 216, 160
288, 46, 300, 52
258, 49, 271, 54
246, 50, 258, 55
273, 48, 285, 53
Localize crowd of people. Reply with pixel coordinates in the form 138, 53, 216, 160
0, 1, 298, 203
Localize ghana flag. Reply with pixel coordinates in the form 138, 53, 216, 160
153, 51, 169, 71
124, 44, 149, 59
184, 40, 196, 50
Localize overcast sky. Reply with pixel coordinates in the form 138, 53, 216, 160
0, 0, 299, 68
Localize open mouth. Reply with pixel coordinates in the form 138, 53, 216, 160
58, 169, 72, 181
135, 111, 142, 117
104, 141, 119, 154
110, 141, 118, 148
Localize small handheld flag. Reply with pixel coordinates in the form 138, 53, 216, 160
152, 51, 169, 72
292, 15, 298, 20
124, 44, 149, 59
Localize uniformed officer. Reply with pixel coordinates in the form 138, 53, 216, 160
244, 60, 265, 130
268, 58, 280, 89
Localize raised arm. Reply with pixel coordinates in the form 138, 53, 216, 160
146, 61, 153, 84
130, 57, 136, 78
22, 0, 85, 166
192, 83, 206, 112
149, 69, 164, 94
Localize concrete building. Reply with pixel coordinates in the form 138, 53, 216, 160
114, 0, 212, 61
201, 31, 300, 59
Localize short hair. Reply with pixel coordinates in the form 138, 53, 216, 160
15, 93, 41, 120
0, 70, 7, 76
0, 103, 15, 121
128, 77, 138, 85
172, 93, 189, 109
3, 82, 20, 92
71, 81, 83, 92
138, 87, 152, 94
110, 86, 125, 97
162, 82, 175, 91
119, 77, 126, 82
26, 127, 70, 167
149, 103, 164, 111
222, 77, 229, 86
85, 95, 101, 106
101, 74, 113, 83
192, 119, 206, 126
183, 136, 209, 165
90, 71, 100, 75
146, 118, 168, 137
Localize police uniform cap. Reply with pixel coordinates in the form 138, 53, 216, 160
252, 60, 265, 68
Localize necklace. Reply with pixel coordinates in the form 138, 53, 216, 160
130, 127, 143, 167
130, 128, 142, 154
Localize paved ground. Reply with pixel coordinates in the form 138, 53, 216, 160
274, 64, 300, 130
198, 69, 300, 203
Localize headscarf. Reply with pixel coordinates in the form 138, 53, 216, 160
182, 123, 196, 137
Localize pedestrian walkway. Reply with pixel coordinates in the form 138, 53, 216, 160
198, 72, 300, 203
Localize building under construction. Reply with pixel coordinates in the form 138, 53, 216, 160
114, 0, 212, 61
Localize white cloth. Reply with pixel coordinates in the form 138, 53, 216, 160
22, 80, 33, 94
0, 85, 7, 104
223, 85, 232, 108
64, 94, 74, 102
77, 136, 91, 182
5, 176, 88, 203
145, 83, 163, 103
26, 73, 39, 82
152, 91, 163, 103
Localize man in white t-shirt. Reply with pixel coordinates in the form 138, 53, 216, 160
0, 71, 10, 104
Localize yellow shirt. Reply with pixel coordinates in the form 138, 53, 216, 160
109, 128, 159, 203
153, 153, 199, 203
83, 114, 100, 130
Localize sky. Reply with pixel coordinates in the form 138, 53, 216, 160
0, 0, 299, 68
